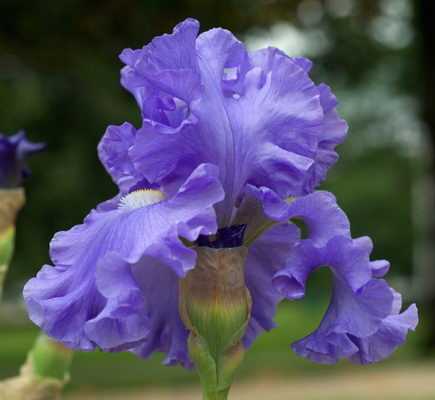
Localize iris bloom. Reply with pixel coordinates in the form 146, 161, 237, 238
24, 19, 417, 368
0, 131, 45, 188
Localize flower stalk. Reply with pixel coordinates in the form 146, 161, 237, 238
0, 334, 73, 400
179, 246, 251, 400
0, 188, 73, 399
0, 188, 25, 299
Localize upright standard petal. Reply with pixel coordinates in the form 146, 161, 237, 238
24, 164, 224, 354
120, 18, 201, 114
303, 83, 348, 192
123, 19, 347, 226
98, 122, 143, 192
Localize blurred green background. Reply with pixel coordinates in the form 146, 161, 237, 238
1, 0, 434, 399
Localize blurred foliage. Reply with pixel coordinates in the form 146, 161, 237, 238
0, 298, 421, 388
0, 0, 421, 297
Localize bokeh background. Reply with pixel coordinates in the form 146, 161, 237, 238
1, 0, 434, 399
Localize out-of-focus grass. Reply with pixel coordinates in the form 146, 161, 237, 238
0, 295, 421, 392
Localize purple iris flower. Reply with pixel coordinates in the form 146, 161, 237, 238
24, 18, 417, 367
0, 131, 45, 188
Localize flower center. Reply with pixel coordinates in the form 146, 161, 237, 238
197, 225, 247, 248
119, 189, 165, 210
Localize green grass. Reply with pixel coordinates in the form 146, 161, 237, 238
0, 298, 421, 392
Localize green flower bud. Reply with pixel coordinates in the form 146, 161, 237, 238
179, 246, 251, 400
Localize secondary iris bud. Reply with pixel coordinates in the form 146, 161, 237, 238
179, 246, 251, 400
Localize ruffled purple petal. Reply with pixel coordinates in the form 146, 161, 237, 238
272, 234, 416, 364
97, 122, 143, 192
303, 83, 348, 192
131, 255, 192, 367
370, 259, 390, 278
85, 252, 149, 352
243, 223, 299, 347
233, 185, 292, 244
272, 236, 374, 300
122, 19, 348, 226
24, 264, 102, 350
238, 189, 358, 349
287, 254, 392, 363
120, 18, 201, 114
287, 191, 350, 245
235, 189, 350, 247
23, 164, 224, 353
349, 291, 418, 364
272, 240, 317, 301
235, 186, 416, 362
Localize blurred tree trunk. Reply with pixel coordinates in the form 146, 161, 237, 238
416, 0, 435, 348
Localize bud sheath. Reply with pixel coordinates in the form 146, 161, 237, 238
180, 246, 251, 400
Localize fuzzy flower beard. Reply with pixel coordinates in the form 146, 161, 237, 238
24, 18, 417, 368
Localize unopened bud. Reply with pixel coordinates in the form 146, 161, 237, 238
179, 246, 251, 400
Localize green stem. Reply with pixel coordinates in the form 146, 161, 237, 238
203, 388, 230, 400
188, 334, 245, 400
0, 334, 73, 399
0, 226, 16, 300
29, 334, 73, 381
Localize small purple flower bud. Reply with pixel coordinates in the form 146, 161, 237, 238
0, 131, 45, 188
